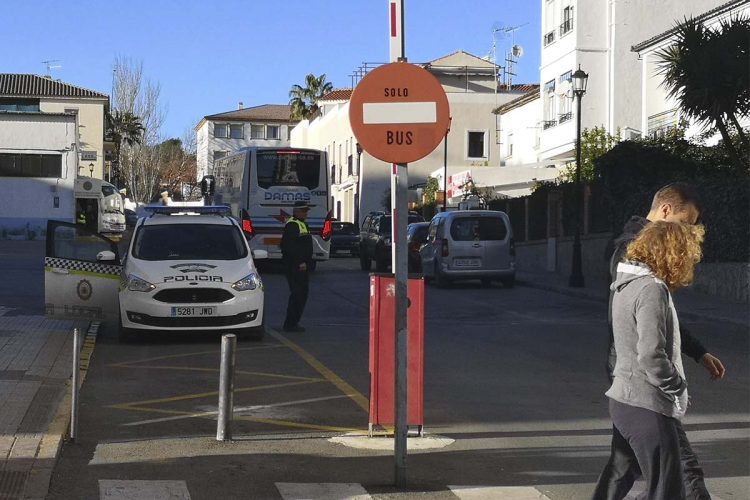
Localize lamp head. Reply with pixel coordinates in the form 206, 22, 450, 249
572, 65, 588, 96
356, 142, 363, 155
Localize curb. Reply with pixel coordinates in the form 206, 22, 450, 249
518, 278, 749, 328
23, 321, 100, 500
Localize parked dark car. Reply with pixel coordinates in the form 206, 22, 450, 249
359, 212, 425, 272
124, 208, 139, 228
330, 221, 359, 256
407, 222, 430, 273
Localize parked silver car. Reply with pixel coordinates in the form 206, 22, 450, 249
419, 210, 515, 287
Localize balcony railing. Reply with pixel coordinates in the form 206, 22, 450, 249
543, 120, 557, 130
560, 19, 573, 36
543, 31, 555, 46
558, 112, 572, 123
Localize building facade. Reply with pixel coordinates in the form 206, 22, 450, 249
0, 74, 109, 179
195, 104, 298, 181
533, 0, 730, 164
292, 51, 527, 225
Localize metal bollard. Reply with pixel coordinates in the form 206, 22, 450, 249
216, 334, 237, 441
70, 327, 81, 442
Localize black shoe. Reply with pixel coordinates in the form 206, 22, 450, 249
283, 324, 305, 333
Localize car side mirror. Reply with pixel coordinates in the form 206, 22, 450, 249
252, 249, 268, 260
97, 250, 117, 262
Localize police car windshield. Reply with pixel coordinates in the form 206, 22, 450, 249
133, 224, 248, 260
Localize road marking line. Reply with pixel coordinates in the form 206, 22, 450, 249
109, 379, 325, 409
123, 394, 352, 426
267, 328, 370, 412
107, 343, 285, 367
450, 485, 551, 499
276, 482, 372, 500
111, 363, 325, 382
99, 479, 191, 499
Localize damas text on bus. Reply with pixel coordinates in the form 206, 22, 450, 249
263, 190, 326, 202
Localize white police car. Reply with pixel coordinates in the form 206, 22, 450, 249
44, 206, 266, 342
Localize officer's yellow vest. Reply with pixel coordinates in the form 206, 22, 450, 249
287, 217, 309, 235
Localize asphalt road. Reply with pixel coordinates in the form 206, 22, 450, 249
8, 243, 746, 499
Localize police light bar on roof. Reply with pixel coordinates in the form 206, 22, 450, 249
144, 205, 231, 216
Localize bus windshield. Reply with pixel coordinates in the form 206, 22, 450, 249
256, 151, 321, 190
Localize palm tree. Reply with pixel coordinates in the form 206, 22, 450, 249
289, 73, 334, 120
106, 109, 145, 186
656, 15, 750, 169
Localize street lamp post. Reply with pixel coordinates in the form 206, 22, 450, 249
568, 65, 588, 288
89, 163, 95, 178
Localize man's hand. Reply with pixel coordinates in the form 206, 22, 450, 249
299, 263, 307, 271
701, 353, 725, 381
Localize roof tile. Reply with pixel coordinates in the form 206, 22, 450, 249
204, 104, 295, 122
0, 74, 108, 99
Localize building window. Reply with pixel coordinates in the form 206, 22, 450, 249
287, 125, 294, 140
560, 6, 574, 36
558, 71, 573, 122
213, 151, 227, 162
506, 133, 514, 158
229, 124, 243, 139
64, 108, 79, 116
214, 124, 228, 138
0, 153, 61, 177
0, 98, 40, 112
267, 125, 280, 140
544, 31, 555, 46
467, 131, 486, 159
543, 80, 556, 129
331, 164, 336, 184
251, 124, 264, 139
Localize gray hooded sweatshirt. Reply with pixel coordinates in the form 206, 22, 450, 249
606, 261, 688, 419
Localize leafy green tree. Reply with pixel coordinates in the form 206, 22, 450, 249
106, 109, 144, 185
561, 126, 621, 183
289, 73, 334, 120
656, 15, 750, 168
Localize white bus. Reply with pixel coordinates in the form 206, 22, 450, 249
207, 147, 332, 265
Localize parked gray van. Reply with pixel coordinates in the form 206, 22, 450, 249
419, 210, 515, 287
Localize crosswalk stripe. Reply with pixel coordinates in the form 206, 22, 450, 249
99, 480, 191, 499
450, 485, 551, 499
276, 482, 372, 499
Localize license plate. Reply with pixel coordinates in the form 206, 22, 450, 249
265, 237, 282, 246
171, 306, 216, 317
454, 258, 481, 267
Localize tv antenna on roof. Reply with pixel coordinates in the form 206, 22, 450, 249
41, 60, 62, 77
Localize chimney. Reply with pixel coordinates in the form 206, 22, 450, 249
238, 101, 244, 110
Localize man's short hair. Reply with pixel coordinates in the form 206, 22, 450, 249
650, 182, 701, 214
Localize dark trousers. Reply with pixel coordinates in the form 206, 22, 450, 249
593, 399, 693, 500
284, 267, 309, 328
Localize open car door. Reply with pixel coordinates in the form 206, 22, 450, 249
45, 221, 122, 320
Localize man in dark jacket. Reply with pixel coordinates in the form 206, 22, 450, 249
594, 182, 725, 500
281, 201, 313, 332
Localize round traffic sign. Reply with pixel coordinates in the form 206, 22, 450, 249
349, 62, 450, 164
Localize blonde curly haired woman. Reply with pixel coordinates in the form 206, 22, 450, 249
593, 221, 705, 500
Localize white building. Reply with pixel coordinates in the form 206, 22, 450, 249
195, 104, 298, 181
512, 0, 733, 167
0, 74, 110, 179
292, 51, 529, 225
633, 0, 750, 142
0, 112, 79, 238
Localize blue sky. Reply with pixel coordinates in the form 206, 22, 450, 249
3, 0, 540, 140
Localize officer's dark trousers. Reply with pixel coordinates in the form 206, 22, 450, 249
593, 398, 706, 500
284, 268, 309, 328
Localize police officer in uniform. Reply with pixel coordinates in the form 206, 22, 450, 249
281, 201, 313, 332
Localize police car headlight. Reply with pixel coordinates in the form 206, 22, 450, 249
126, 274, 156, 292
232, 273, 262, 291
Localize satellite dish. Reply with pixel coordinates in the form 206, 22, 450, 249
556, 79, 572, 96
512, 44, 524, 58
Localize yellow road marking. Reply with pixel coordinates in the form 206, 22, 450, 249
108, 364, 325, 382
267, 328, 370, 413
109, 379, 325, 409
108, 344, 285, 367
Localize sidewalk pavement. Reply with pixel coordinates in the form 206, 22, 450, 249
517, 269, 750, 327
0, 309, 90, 500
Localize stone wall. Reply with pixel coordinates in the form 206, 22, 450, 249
517, 233, 749, 303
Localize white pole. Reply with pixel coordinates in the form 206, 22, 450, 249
70, 327, 81, 442
216, 334, 236, 441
